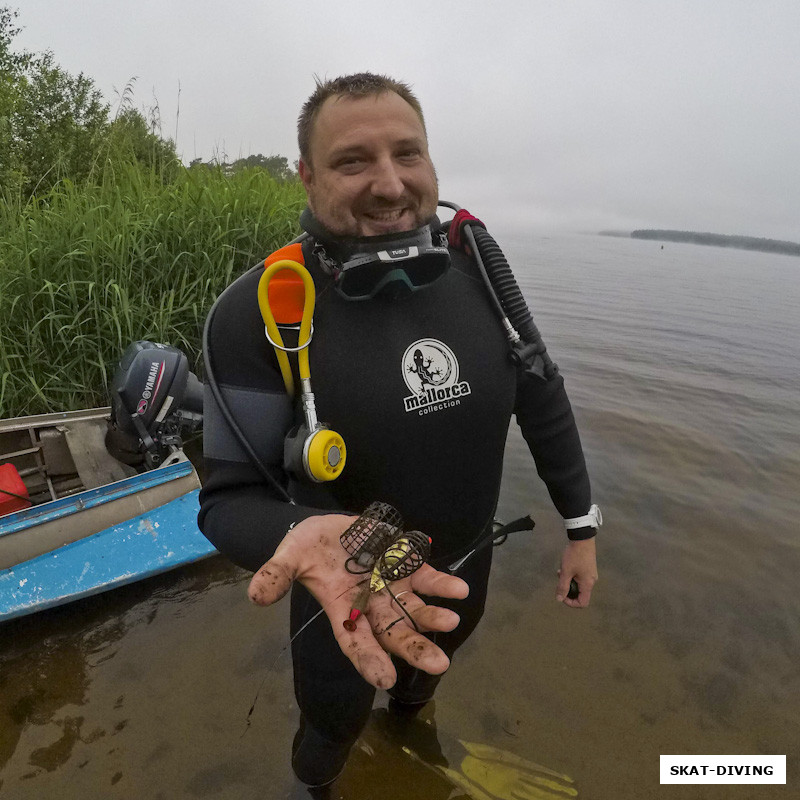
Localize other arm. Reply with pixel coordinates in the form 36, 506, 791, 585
514, 370, 599, 606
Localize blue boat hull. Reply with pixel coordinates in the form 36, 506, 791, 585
0, 488, 215, 621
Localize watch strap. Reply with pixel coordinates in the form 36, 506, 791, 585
564, 503, 602, 531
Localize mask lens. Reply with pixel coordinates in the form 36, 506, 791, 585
337, 261, 394, 299
402, 254, 449, 287
336, 253, 450, 300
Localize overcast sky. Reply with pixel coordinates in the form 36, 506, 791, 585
14, 0, 800, 239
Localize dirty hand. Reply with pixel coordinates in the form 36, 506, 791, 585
556, 537, 597, 607
247, 514, 469, 689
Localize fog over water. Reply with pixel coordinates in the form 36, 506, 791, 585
1, 234, 797, 798
15, 0, 800, 239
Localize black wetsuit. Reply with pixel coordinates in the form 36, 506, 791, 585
198, 214, 591, 755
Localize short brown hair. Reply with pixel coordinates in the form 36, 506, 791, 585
297, 73, 426, 165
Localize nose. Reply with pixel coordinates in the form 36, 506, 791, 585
369, 156, 404, 200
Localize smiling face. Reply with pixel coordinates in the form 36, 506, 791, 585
298, 91, 439, 238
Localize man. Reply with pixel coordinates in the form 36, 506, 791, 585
198, 73, 598, 793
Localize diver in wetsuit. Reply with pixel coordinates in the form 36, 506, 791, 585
198, 73, 599, 793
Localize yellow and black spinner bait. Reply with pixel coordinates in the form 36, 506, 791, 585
339, 501, 431, 631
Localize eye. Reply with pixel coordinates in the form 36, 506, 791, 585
397, 149, 421, 162
335, 156, 365, 173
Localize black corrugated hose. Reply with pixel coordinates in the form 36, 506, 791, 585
468, 224, 559, 381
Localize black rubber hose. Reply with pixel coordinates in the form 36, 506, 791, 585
202, 265, 294, 504
470, 226, 558, 379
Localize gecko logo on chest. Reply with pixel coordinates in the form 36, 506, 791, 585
401, 338, 472, 415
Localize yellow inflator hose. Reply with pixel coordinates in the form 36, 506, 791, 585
256, 260, 346, 482
257, 259, 316, 397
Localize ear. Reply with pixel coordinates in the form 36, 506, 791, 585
298, 159, 313, 191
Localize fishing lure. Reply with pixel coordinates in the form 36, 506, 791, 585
339, 501, 431, 631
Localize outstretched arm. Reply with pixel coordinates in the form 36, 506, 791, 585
248, 514, 469, 689
514, 371, 599, 607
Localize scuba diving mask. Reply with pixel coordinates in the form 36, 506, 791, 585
300, 209, 451, 301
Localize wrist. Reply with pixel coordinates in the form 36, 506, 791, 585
567, 525, 596, 541
564, 504, 602, 540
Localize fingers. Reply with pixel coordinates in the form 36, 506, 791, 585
331, 611, 452, 689
562, 584, 592, 607
329, 587, 459, 686
573, 579, 594, 607
556, 568, 596, 607
367, 591, 458, 675
248, 556, 296, 606
410, 563, 469, 600
377, 592, 461, 635
248, 513, 355, 607
328, 591, 458, 687
554, 568, 575, 605
394, 632, 451, 675
556, 538, 598, 608
405, 603, 461, 633
374, 620, 451, 676
335, 627, 397, 690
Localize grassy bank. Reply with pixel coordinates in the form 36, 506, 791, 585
0, 163, 306, 418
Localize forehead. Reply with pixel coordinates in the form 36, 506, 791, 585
309, 91, 427, 158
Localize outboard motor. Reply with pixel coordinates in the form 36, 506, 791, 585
106, 341, 203, 469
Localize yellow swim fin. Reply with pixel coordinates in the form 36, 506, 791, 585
411, 739, 578, 800
362, 706, 578, 800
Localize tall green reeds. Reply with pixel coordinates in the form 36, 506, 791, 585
0, 162, 306, 417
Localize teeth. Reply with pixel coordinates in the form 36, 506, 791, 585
368, 209, 404, 221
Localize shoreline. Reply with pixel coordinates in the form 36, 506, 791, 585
600, 229, 800, 257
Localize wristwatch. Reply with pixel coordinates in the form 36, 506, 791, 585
563, 504, 602, 540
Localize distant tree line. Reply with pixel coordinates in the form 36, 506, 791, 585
189, 153, 297, 182
630, 229, 800, 257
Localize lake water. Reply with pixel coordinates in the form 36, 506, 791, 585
1, 233, 798, 799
